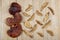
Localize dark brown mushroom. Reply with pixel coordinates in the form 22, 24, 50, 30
14, 13, 22, 23
6, 17, 15, 26
9, 2, 21, 15
7, 24, 22, 38
6, 2, 22, 38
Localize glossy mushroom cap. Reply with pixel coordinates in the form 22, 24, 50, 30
7, 24, 22, 38
9, 2, 21, 15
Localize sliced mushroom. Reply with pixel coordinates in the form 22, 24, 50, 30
22, 12, 30, 17
25, 4, 32, 12
48, 7, 54, 15
23, 30, 33, 38
43, 12, 49, 22
9, 2, 21, 15
27, 13, 35, 21
40, 2, 48, 11
47, 30, 54, 36
30, 24, 37, 32
36, 20, 43, 26
37, 32, 44, 37
24, 21, 32, 29
36, 10, 43, 16
42, 20, 51, 29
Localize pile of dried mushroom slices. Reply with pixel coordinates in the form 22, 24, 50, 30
20, 1, 55, 39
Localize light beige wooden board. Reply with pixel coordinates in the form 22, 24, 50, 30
55, 0, 60, 40
1, 0, 59, 40
0, 0, 2, 40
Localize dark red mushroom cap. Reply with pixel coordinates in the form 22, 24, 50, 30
9, 2, 21, 15
7, 24, 22, 38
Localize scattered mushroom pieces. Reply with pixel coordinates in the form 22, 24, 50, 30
43, 12, 49, 22
47, 30, 54, 36
37, 32, 44, 37
30, 24, 37, 32
27, 13, 35, 21
22, 12, 30, 17
42, 20, 51, 29
48, 7, 54, 15
36, 10, 43, 16
40, 2, 48, 11
36, 20, 43, 26
23, 30, 33, 38
25, 4, 32, 12
24, 21, 32, 29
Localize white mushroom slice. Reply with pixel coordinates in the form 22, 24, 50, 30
24, 21, 32, 29
36, 10, 43, 16
43, 12, 49, 22
48, 7, 54, 15
37, 32, 44, 37
36, 20, 43, 25
40, 2, 48, 11
23, 30, 33, 38
42, 20, 51, 29
30, 24, 37, 32
27, 13, 35, 21
25, 4, 32, 12
47, 30, 54, 36
22, 12, 30, 17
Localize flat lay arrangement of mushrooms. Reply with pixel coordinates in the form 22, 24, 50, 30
5, 2, 55, 38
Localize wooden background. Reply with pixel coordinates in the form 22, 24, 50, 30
1, 0, 60, 40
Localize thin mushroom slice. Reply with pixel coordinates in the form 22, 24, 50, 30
30, 24, 37, 32
25, 4, 32, 12
23, 30, 33, 38
27, 13, 35, 21
40, 2, 48, 11
47, 30, 54, 36
37, 32, 44, 37
22, 12, 30, 17
48, 7, 54, 15
43, 12, 49, 22
42, 20, 51, 29
24, 21, 32, 29
36, 10, 43, 16
36, 20, 43, 26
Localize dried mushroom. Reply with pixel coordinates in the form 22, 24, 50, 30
42, 20, 51, 29
30, 24, 37, 32
36, 10, 43, 16
25, 4, 32, 12
22, 12, 30, 17
24, 21, 32, 29
47, 30, 54, 36
40, 2, 48, 11
27, 13, 35, 21
43, 12, 49, 22
36, 20, 43, 25
6, 2, 22, 38
37, 32, 44, 37
48, 7, 54, 15
23, 30, 33, 38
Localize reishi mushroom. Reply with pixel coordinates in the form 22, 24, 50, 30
6, 2, 22, 38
